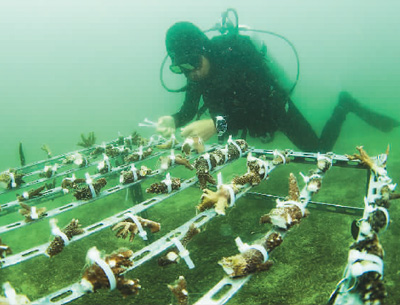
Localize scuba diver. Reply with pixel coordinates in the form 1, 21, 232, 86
156, 15, 399, 152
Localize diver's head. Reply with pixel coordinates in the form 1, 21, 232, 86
166, 22, 211, 80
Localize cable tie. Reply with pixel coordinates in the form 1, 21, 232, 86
125, 212, 147, 240
170, 134, 176, 148
138, 146, 143, 160
3, 282, 17, 305
258, 158, 271, 180
273, 150, 286, 164
235, 237, 268, 263
317, 152, 333, 167
85, 173, 97, 198
348, 249, 384, 277
276, 200, 306, 216
222, 145, 229, 163
130, 164, 138, 182
203, 153, 212, 170
86, 247, 116, 290
228, 135, 242, 157
30, 206, 39, 220
51, 164, 58, 176
50, 219, 70, 246
171, 237, 195, 269
8, 172, 17, 188
217, 172, 236, 208
103, 154, 111, 171
22, 191, 30, 200
138, 117, 157, 128
170, 149, 175, 165
162, 173, 172, 193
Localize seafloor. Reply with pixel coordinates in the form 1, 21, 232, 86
0, 132, 399, 305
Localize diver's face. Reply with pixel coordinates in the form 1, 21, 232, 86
185, 56, 210, 81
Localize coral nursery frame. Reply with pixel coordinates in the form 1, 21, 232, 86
0, 135, 395, 305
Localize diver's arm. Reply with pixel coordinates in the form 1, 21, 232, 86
172, 82, 202, 128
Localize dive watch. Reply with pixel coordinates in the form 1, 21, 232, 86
215, 116, 227, 136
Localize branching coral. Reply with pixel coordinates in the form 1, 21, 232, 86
90, 145, 106, 157
232, 153, 270, 186
271, 149, 291, 165
81, 248, 140, 297
0, 238, 12, 259
77, 132, 96, 148
105, 145, 130, 158
156, 135, 179, 149
39, 164, 58, 178
120, 166, 152, 184
17, 185, 46, 202
193, 139, 248, 189
158, 224, 200, 267
62, 153, 87, 167
146, 177, 181, 194
112, 216, 160, 242
19, 202, 46, 222
130, 131, 148, 147
197, 184, 239, 215
0, 169, 25, 189
218, 247, 273, 278
124, 147, 153, 163
159, 154, 194, 171
45, 219, 84, 257
348, 234, 386, 304
61, 176, 86, 192
260, 173, 308, 230
168, 276, 189, 305
181, 136, 204, 156
346, 145, 389, 176
73, 178, 107, 200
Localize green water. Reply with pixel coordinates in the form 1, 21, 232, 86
1, 1, 400, 304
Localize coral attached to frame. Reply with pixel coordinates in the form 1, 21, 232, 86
112, 216, 161, 242
45, 219, 84, 257
81, 248, 141, 297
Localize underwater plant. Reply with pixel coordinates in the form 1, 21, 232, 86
19, 142, 26, 166
77, 132, 96, 148
41, 144, 52, 159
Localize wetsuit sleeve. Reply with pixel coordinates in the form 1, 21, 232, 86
171, 82, 202, 128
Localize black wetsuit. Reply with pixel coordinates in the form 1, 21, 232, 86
172, 34, 344, 152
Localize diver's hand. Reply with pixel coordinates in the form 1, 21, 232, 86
180, 119, 216, 141
156, 116, 176, 138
